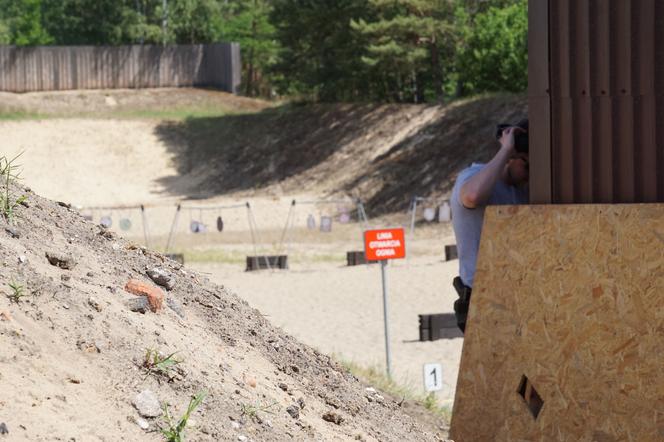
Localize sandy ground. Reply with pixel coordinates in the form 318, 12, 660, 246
191, 251, 463, 407
2, 116, 464, 408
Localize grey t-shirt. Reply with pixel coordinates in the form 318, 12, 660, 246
451, 163, 528, 288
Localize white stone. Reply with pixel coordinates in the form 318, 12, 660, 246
132, 390, 161, 418
136, 418, 150, 430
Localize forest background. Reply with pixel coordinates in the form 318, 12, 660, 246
0, 0, 527, 102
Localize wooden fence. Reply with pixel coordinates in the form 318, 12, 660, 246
0, 43, 241, 93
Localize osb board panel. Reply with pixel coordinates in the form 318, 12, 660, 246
450, 204, 664, 442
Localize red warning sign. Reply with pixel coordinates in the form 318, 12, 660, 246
364, 228, 406, 261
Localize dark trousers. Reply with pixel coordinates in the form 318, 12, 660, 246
453, 276, 472, 333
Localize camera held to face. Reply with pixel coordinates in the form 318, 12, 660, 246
495, 119, 529, 153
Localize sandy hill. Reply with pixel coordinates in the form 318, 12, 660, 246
0, 181, 447, 441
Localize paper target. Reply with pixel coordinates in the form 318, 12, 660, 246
320, 216, 332, 232
100, 215, 113, 228
423, 207, 436, 222
119, 218, 132, 231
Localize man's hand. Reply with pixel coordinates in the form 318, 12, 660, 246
498, 126, 523, 154
459, 126, 522, 209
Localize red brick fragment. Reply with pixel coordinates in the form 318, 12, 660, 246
124, 279, 164, 313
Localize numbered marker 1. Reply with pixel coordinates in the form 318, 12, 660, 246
423, 363, 443, 392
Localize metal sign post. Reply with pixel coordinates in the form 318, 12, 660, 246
364, 228, 406, 379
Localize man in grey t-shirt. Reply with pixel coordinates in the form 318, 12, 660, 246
450, 120, 529, 332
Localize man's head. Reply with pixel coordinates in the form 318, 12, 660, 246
496, 118, 529, 185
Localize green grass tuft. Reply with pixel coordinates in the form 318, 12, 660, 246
161, 391, 206, 442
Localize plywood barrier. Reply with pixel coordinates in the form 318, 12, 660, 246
450, 204, 664, 441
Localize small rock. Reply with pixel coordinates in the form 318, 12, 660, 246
297, 398, 305, 410
166, 298, 185, 319
62, 304, 69, 310
231, 421, 241, 430
76, 339, 100, 353
45, 251, 77, 270
0, 311, 11, 321
111, 243, 120, 251
146, 268, 176, 291
246, 377, 257, 388
18, 255, 27, 264
136, 418, 150, 431
365, 387, 377, 394
86, 272, 94, 277
124, 279, 164, 313
132, 390, 161, 418
0, 422, 7, 434
61, 274, 71, 282
88, 297, 102, 312
374, 395, 384, 403
278, 383, 288, 392
57, 201, 71, 209
286, 405, 300, 419
125, 297, 150, 314
264, 420, 272, 428
4, 227, 20, 238
238, 436, 248, 442
322, 411, 343, 425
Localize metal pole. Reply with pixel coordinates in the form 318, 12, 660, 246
165, 204, 181, 254
409, 197, 418, 235
140, 205, 151, 249
381, 259, 392, 379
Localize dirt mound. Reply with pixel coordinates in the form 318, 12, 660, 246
0, 183, 447, 441
155, 94, 527, 213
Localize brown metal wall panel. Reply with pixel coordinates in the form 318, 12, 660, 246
534, 0, 664, 204
613, 96, 635, 201
592, 97, 614, 202
657, 95, 664, 198
635, 96, 658, 201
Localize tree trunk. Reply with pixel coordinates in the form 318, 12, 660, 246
430, 38, 443, 103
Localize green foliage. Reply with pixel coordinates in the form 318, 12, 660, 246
270, 0, 374, 101
142, 349, 182, 379
0, 153, 27, 223
6, 280, 26, 303
455, 0, 527, 94
0, 0, 52, 45
351, 0, 456, 102
161, 391, 206, 442
240, 400, 277, 422
219, 0, 278, 96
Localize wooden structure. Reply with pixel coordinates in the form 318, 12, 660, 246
346, 250, 377, 266
0, 43, 240, 93
245, 255, 288, 271
529, 0, 664, 204
450, 204, 664, 441
418, 313, 459, 341
444, 244, 458, 261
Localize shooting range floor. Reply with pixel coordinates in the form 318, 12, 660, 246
191, 249, 463, 407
